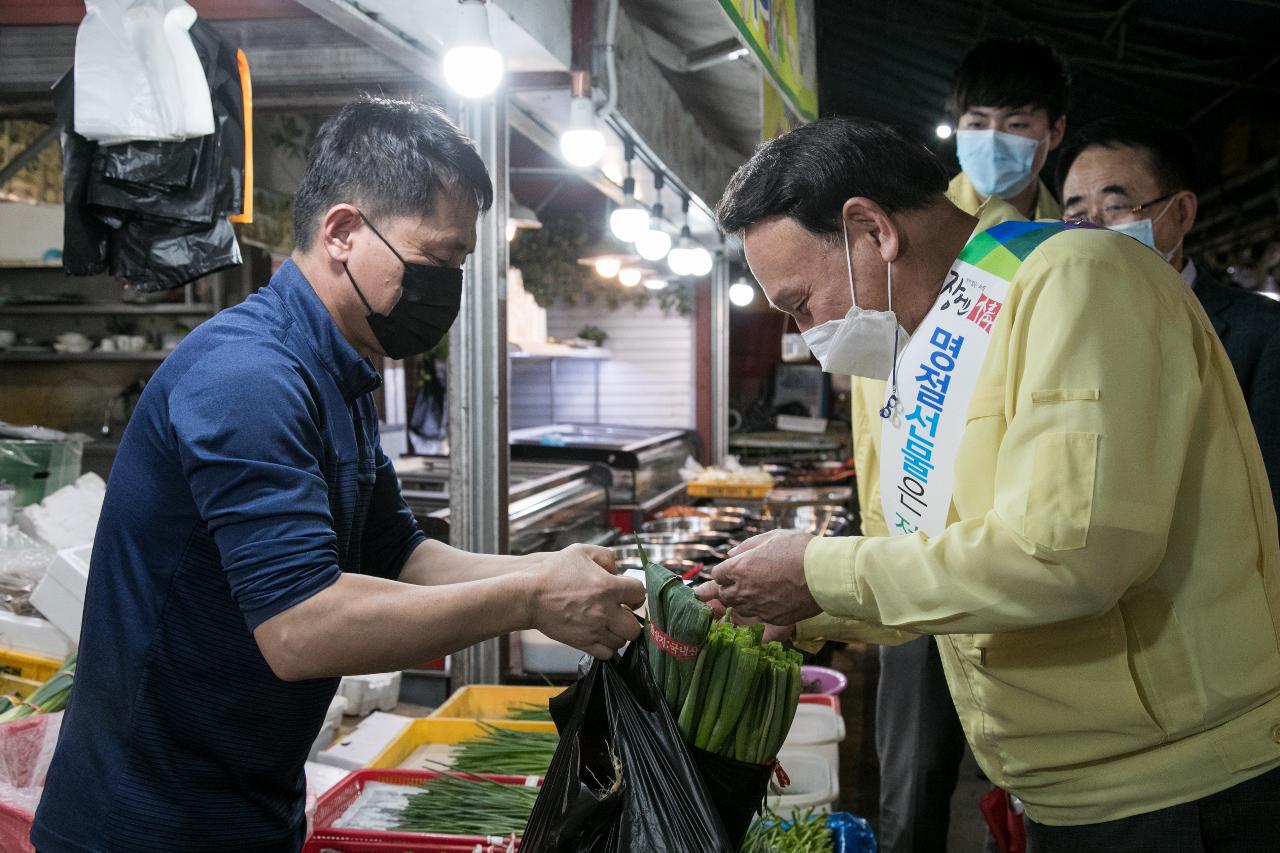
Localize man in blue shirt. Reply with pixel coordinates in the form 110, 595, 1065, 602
32, 97, 644, 853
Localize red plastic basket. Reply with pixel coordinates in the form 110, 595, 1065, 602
308, 768, 538, 851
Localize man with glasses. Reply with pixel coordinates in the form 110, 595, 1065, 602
1059, 117, 1280, 525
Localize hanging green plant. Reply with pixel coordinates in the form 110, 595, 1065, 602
510, 212, 692, 316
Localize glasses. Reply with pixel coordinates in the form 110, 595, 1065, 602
1065, 190, 1179, 227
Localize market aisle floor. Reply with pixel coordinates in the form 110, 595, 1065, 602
833, 643, 990, 853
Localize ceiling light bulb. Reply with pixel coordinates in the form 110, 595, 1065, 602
560, 96, 605, 167
643, 278, 668, 290
729, 280, 755, 307
635, 226, 672, 261
618, 267, 642, 287
686, 246, 714, 277
609, 179, 650, 243
666, 226, 698, 276
935, 123, 954, 139
444, 1, 504, 98
595, 257, 621, 278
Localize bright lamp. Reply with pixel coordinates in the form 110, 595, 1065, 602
444, 1, 503, 99
561, 96, 605, 167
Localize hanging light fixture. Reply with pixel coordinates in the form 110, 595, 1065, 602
643, 277, 669, 290
609, 140, 650, 242
560, 70, 605, 167
729, 275, 756, 307
667, 195, 710, 276
618, 267, 643, 287
444, 0, 504, 99
634, 173, 672, 261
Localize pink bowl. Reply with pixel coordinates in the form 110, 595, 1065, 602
800, 664, 848, 695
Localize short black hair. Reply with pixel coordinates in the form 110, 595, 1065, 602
716, 117, 949, 238
1055, 116, 1201, 197
947, 37, 1071, 122
292, 95, 493, 251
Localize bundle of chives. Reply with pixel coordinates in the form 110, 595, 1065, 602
394, 772, 539, 837
449, 722, 559, 776
741, 808, 834, 853
640, 539, 713, 713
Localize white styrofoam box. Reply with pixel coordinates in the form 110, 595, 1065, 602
314, 711, 414, 771
0, 610, 75, 658
305, 760, 351, 797
519, 630, 588, 675
783, 703, 847, 770
768, 748, 840, 817
776, 414, 830, 434
16, 474, 106, 551
30, 572, 82, 646
46, 544, 92, 601
309, 695, 350, 760
337, 672, 402, 718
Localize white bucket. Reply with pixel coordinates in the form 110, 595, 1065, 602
768, 748, 839, 817
783, 703, 846, 769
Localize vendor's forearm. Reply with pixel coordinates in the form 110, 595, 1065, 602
397, 539, 525, 586
253, 571, 530, 680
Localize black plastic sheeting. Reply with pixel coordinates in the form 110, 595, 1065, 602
55, 19, 245, 292
522, 639, 772, 852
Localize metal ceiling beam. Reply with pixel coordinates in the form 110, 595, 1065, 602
290, 0, 446, 88
1188, 53, 1280, 125
1071, 58, 1280, 92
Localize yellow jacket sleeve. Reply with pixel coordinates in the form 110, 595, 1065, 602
804, 233, 1198, 634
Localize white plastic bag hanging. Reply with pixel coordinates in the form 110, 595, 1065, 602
73, 0, 214, 144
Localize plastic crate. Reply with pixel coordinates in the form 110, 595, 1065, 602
308, 768, 536, 850
428, 686, 560, 722
0, 648, 63, 700
685, 481, 773, 500
369, 718, 555, 770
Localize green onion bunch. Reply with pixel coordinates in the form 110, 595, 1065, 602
0, 654, 76, 723
505, 701, 552, 721
449, 722, 559, 776
642, 546, 714, 712
394, 772, 539, 837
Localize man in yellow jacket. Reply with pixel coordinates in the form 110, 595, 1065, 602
708, 116, 1280, 851
851, 35, 1070, 853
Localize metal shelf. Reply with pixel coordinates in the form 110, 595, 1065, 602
0, 303, 214, 316
0, 351, 168, 362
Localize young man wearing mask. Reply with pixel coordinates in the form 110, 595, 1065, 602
33, 97, 645, 853
844, 35, 1071, 853
1058, 117, 1280, 526
704, 116, 1280, 853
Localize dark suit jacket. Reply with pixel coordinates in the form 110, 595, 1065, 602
1193, 265, 1280, 527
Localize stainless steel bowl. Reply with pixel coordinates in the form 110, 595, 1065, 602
614, 542, 725, 565
771, 504, 847, 536
643, 516, 746, 535
617, 557, 707, 579
638, 530, 740, 549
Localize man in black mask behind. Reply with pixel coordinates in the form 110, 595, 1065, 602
33, 97, 644, 853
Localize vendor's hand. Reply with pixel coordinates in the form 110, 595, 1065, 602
525, 544, 645, 660
696, 530, 822, 626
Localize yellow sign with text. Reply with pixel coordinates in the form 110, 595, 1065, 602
719, 0, 818, 122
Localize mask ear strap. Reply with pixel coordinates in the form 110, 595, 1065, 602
880, 261, 900, 419
843, 219, 856, 307
344, 264, 377, 316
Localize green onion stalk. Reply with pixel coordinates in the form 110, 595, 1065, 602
449, 722, 559, 776
740, 808, 834, 853
0, 654, 76, 723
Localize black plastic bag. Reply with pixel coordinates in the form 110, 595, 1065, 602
54, 17, 245, 291
522, 640, 770, 852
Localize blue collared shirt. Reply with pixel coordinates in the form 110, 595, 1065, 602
33, 260, 425, 853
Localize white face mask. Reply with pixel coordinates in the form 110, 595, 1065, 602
800, 222, 908, 386
1108, 197, 1182, 263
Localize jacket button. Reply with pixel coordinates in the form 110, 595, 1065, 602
1270, 724, 1280, 745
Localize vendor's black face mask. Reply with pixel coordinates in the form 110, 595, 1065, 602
344, 211, 463, 359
